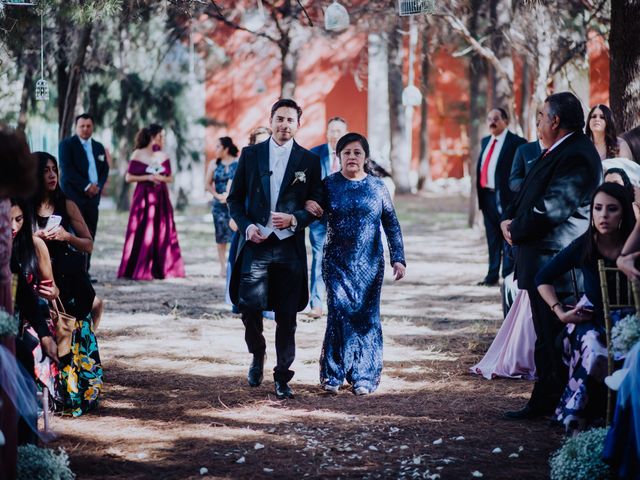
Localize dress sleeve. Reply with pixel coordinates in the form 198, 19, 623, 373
380, 181, 405, 267
535, 236, 584, 287
127, 160, 147, 175
162, 159, 172, 175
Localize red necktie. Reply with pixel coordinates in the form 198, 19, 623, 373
480, 139, 498, 188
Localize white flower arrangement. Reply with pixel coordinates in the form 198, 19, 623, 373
0, 308, 18, 338
292, 170, 307, 185
17, 444, 75, 480
549, 427, 610, 480
611, 312, 640, 357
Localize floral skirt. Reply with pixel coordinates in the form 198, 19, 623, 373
58, 315, 103, 417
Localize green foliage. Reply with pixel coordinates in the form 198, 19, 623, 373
549, 428, 611, 480
0, 308, 19, 337
17, 444, 75, 480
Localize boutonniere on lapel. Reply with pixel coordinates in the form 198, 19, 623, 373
97, 154, 105, 162
292, 169, 307, 185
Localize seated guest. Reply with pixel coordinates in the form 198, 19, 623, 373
536, 183, 635, 432
586, 104, 634, 161
604, 167, 640, 219
32, 152, 103, 416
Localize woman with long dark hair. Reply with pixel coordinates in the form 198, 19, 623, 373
32, 151, 103, 416
585, 104, 634, 161
536, 182, 635, 433
205, 136, 239, 276
118, 124, 185, 280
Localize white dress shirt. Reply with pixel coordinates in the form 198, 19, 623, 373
250, 137, 295, 240
479, 129, 508, 190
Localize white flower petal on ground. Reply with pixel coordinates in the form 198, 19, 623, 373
454, 436, 465, 441
264, 468, 274, 473
471, 471, 484, 478
412, 456, 421, 465
236, 456, 246, 464
492, 447, 502, 454
518, 446, 524, 452
199, 467, 208, 475
433, 438, 443, 445
400, 445, 409, 450
368, 445, 378, 451
509, 453, 519, 459
254, 443, 265, 450
389, 427, 400, 434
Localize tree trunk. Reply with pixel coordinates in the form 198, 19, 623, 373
467, 0, 488, 227
387, 17, 412, 194
610, 0, 640, 131
417, 27, 430, 191
280, 37, 297, 98
59, 24, 93, 140
17, 65, 34, 132
490, 0, 516, 126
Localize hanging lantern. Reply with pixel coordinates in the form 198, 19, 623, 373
34, 10, 49, 101
324, 0, 349, 32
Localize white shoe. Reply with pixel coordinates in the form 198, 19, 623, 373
323, 384, 339, 394
354, 386, 369, 396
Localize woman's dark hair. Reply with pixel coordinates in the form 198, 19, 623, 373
134, 123, 164, 149
33, 151, 67, 219
216, 136, 239, 165
584, 182, 636, 263
0, 125, 37, 198
10, 197, 40, 286
604, 167, 634, 199
586, 104, 620, 158
336, 132, 370, 159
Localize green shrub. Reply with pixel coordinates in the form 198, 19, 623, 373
549, 427, 610, 480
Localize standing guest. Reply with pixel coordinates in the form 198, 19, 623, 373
314, 133, 405, 395
476, 108, 527, 286
32, 152, 103, 416
308, 117, 348, 319
501, 92, 601, 420
58, 114, 109, 276
227, 99, 322, 400
205, 137, 239, 277
536, 183, 635, 432
117, 124, 185, 280
585, 104, 634, 161
0, 126, 36, 479
509, 140, 542, 193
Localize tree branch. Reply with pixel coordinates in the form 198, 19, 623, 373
206, 0, 279, 43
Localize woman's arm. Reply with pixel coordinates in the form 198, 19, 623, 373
617, 220, 640, 278
204, 162, 217, 196
42, 200, 93, 253
126, 172, 157, 184
33, 236, 59, 300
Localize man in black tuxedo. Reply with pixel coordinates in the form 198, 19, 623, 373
228, 99, 322, 399
476, 108, 527, 286
58, 114, 109, 274
508, 140, 543, 193
501, 92, 601, 419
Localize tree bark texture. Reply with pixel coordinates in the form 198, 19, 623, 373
417, 27, 430, 191
610, 0, 640, 131
17, 64, 34, 132
387, 17, 412, 194
59, 23, 93, 140
489, 0, 516, 125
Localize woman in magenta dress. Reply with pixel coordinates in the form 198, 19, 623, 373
117, 124, 185, 280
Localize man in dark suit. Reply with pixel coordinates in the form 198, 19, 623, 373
509, 140, 542, 193
476, 108, 527, 286
58, 113, 109, 274
307, 116, 348, 319
228, 98, 322, 399
501, 92, 601, 419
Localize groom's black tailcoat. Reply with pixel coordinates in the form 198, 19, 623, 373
227, 139, 322, 312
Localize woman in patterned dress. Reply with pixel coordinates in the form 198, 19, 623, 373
205, 137, 239, 277
536, 182, 635, 432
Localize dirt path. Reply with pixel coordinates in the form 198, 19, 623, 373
49, 194, 562, 479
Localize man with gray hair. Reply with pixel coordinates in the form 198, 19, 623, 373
501, 92, 601, 420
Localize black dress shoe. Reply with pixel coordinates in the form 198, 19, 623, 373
477, 278, 499, 286
274, 380, 294, 399
503, 404, 548, 420
247, 354, 265, 387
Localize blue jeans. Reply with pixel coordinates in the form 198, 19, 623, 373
308, 221, 327, 309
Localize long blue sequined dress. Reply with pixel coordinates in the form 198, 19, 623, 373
320, 173, 405, 392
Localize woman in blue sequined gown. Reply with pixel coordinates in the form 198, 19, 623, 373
315, 133, 406, 395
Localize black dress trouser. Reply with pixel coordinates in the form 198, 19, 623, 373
239, 235, 303, 383
79, 203, 99, 272
480, 189, 513, 282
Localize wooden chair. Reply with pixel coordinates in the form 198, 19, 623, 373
597, 259, 640, 424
